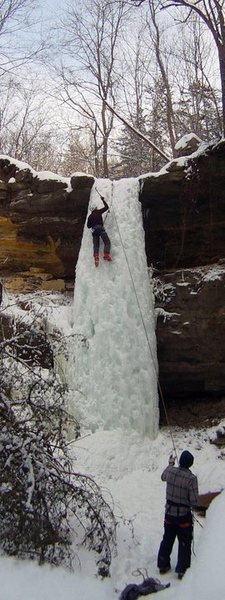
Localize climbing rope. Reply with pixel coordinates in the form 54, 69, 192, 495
95, 181, 203, 530
109, 184, 203, 531
108, 182, 178, 461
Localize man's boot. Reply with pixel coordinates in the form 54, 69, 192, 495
103, 252, 112, 261
94, 254, 99, 267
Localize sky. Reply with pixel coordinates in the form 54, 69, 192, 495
1, 0, 221, 177
37, 0, 63, 20
2, 140, 225, 598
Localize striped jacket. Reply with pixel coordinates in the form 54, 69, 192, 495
161, 465, 199, 517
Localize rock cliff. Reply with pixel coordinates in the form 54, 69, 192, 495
139, 138, 225, 408
140, 139, 225, 270
0, 139, 225, 408
0, 156, 94, 292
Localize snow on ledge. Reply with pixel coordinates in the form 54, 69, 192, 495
138, 138, 222, 181
0, 154, 36, 176
175, 132, 202, 150
0, 155, 93, 189
36, 170, 70, 186
71, 171, 94, 178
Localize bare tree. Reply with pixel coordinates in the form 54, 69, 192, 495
174, 16, 223, 138
0, 309, 116, 574
146, 76, 173, 168
115, 25, 157, 174
0, 0, 45, 76
56, 0, 131, 177
129, 0, 225, 135
61, 130, 97, 175
146, 0, 177, 156
105, 99, 171, 160
0, 1, 51, 167
0, 77, 66, 172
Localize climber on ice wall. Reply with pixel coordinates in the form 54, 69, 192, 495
87, 195, 112, 267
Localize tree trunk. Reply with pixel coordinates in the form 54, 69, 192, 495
218, 44, 225, 136
102, 101, 109, 178
105, 100, 171, 161
148, 1, 177, 156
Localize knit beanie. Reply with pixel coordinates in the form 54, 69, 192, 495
179, 450, 194, 468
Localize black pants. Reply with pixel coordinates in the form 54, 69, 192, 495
92, 226, 111, 255
157, 512, 193, 574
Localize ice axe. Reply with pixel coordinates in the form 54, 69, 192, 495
95, 187, 110, 210
95, 186, 103, 204
95, 186, 103, 199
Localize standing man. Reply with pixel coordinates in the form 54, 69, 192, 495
157, 450, 199, 580
87, 196, 112, 267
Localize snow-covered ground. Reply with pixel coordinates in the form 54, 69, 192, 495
1, 425, 225, 600
1, 284, 225, 599
1, 170, 225, 599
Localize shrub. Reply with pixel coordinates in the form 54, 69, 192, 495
0, 315, 116, 575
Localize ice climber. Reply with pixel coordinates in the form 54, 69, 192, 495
157, 450, 199, 580
87, 196, 112, 267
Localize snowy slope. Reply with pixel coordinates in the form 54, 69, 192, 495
1, 425, 225, 600
70, 178, 159, 438
2, 288, 225, 599
71, 426, 225, 599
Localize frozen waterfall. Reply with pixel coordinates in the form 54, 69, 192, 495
70, 178, 159, 438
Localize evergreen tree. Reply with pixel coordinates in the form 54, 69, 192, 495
116, 109, 152, 177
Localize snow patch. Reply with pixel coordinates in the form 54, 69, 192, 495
202, 266, 225, 282
175, 133, 202, 150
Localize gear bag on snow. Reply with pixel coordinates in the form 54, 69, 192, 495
119, 577, 170, 600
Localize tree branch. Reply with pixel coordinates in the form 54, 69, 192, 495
104, 99, 171, 161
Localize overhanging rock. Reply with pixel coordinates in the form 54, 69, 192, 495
0, 155, 94, 290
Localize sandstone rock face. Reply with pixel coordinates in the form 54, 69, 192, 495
0, 156, 94, 292
139, 139, 225, 404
